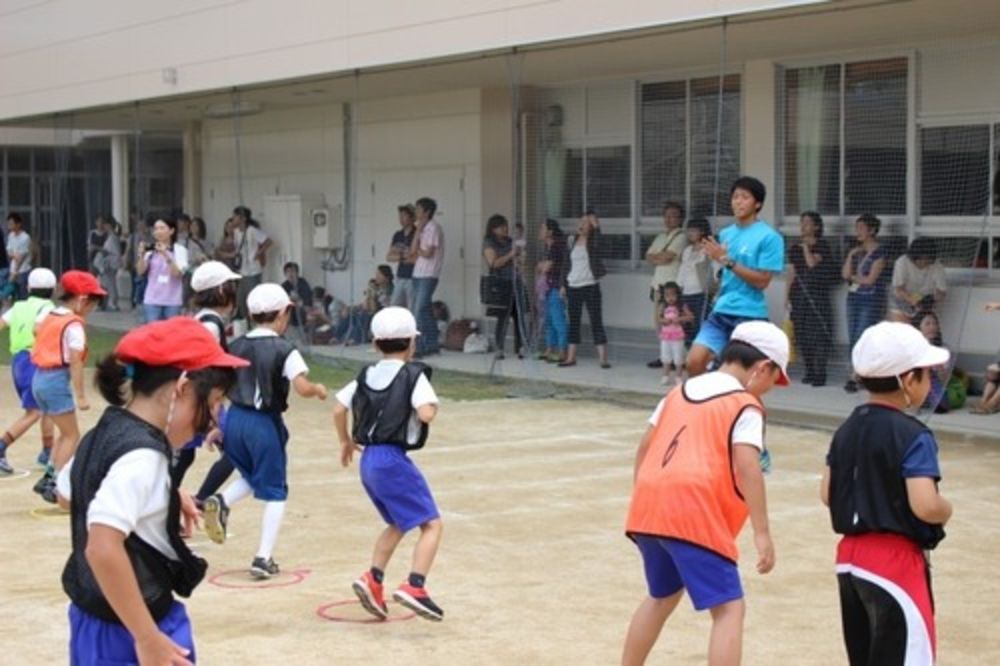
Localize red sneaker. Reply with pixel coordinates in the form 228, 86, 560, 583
393, 582, 444, 622
352, 571, 388, 620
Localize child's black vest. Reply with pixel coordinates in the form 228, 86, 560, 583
196, 311, 229, 351
351, 362, 432, 450
228, 335, 294, 413
827, 404, 946, 549
62, 408, 207, 623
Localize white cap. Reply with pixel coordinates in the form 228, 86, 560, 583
247, 283, 292, 315
190, 261, 241, 292
370, 306, 420, 340
852, 321, 950, 378
730, 320, 790, 386
27, 267, 57, 290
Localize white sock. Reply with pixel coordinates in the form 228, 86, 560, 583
221, 477, 253, 507
256, 501, 286, 560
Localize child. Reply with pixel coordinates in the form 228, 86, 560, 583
30, 270, 105, 503
202, 283, 327, 579
821, 321, 952, 665
913, 311, 950, 414
623, 321, 789, 665
170, 261, 241, 497
333, 306, 444, 622
56, 317, 247, 666
656, 282, 693, 386
0, 267, 57, 474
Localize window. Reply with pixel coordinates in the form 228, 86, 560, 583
782, 58, 908, 217
920, 125, 990, 217
586, 146, 631, 218
640, 74, 741, 219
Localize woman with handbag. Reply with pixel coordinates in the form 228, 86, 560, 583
560, 210, 610, 369
482, 214, 524, 359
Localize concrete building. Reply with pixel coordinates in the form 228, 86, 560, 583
1, 0, 999, 367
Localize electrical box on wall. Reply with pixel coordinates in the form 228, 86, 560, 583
262, 194, 326, 284
312, 204, 344, 249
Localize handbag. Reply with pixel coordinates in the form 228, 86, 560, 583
480, 274, 512, 308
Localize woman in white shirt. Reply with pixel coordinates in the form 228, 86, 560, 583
675, 218, 716, 344
57, 317, 247, 666
559, 210, 610, 368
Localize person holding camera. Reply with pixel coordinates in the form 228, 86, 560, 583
135, 217, 189, 323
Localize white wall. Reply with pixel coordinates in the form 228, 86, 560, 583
0, 0, 825, 122
200, 88, 483, 316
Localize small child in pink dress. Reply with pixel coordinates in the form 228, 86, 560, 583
657, 282, 694, 386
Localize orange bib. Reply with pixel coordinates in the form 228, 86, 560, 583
625, 384, 763, 563
31, 312, 87, 369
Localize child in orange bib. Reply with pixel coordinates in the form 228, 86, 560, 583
623, 320, 790, 666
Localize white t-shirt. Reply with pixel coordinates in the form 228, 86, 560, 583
195, 308, 225, 343
57, 449, 176, 560
336, 359, 438, 445
245, 328, 308, 409
891, 256, 947, 297
6, 230, 32, 274
648, 371, 764, 450
36, 306, 86, 361
235, 226, 269, 277
677, 245, 714, 296
646, 229, 687, 287
566, 242, 596, 288
412, 221, 444, 279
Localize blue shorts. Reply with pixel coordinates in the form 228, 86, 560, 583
222, 405, 289, 501
12, 350, 40, 411
693, 311, 766, 357
182, 405, 228, 451
634, 535, 743, 610
69, 601, 195, 665
32, 367, 75, 416
360, 445, 440, 532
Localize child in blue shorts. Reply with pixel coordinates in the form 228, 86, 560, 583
687, 176, 785, 376
0, 268, 57, 474
333, 306, 444, 622
202, 283, 327, 579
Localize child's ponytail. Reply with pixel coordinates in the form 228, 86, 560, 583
95, 354, 129, 406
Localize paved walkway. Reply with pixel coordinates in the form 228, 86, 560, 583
89, 310, 999, 442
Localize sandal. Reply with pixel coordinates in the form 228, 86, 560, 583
557, 360, 577, 368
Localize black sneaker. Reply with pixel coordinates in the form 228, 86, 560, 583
0, 456, 13, 475
250, 557, 280, 580
202, 494, 229, 544
843, 379, 858, 394
646, 358, 663, 369
41, 481, 58, 504
32, 471, 53, 496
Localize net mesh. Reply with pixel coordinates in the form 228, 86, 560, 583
1, 9, 998, 420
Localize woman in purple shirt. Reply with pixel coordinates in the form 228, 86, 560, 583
136, 216, 189, 322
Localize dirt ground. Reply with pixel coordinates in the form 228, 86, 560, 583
2, 377, 999, 665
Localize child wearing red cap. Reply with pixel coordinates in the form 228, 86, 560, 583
202, 283, 327, 579
56, 317, 247, 666
30, 270, 106, 503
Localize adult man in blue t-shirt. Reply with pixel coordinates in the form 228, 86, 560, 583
687, 177, 785, 377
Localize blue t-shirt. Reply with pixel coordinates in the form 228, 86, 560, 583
712, 220, 785, 318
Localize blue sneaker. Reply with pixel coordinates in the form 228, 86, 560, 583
36, 449, 50, 467
0, 455, 13, 475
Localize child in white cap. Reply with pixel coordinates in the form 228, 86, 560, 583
622, 320, 789, 665
333, 306, 444, 621
202, 282, 327, 579
821, 321, 952, 665
0, 267, 57, 473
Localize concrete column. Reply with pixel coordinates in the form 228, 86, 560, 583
743, 59, 777, 226
110, 134, 129, 227
182, 120, 202, 215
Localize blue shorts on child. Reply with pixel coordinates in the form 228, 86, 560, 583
12, 350, 40, 410
634, 535, 743, 610
222, 404, 289, 501
360, 444, 439, 532
32, 366, 75, 415
69, 601, 195, 665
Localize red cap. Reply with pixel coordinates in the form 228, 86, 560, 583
115, 317, 249, 371
60, 270, 107, 297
